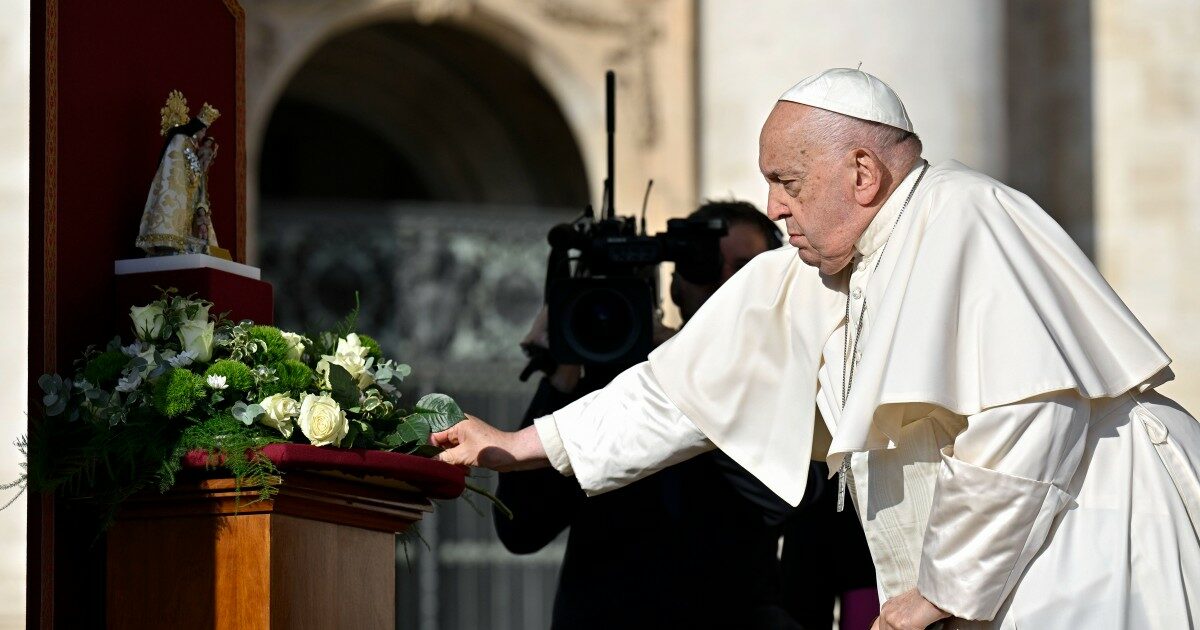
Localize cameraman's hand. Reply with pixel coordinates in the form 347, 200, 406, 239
521, 305, 581, 393
431, 416, 551, 472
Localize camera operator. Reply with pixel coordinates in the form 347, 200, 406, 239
494, 201, 808, 630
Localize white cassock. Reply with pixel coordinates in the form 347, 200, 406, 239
533, 160, 1200, 628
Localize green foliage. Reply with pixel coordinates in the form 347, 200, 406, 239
205, 360, 254, 392
151, 368, 206, 418
172, 413, 286, 503
412, 394, 466, 432
7, 290, 502, 532
231, 400, 266, 426
382, 393, 465, 453
248, 326, 290, 363
357, 334, 383, 360
38, 374, 71, 416
82, 350, 130, 388
258, 359, 314, 397
26, 403, 190, 528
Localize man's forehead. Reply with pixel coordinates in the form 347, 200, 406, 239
759, 106, 808, 173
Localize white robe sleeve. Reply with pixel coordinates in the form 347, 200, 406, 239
917, 390, 1088, 621
533, 361, 715, 495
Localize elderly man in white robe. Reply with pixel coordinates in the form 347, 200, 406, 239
433, 69, 1200, 630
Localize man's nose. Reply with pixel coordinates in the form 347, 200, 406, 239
766, 195, 790, 221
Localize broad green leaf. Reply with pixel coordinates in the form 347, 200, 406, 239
342, 422, 360, 449
326, 364, 360, 409
413, 393, 465, 433
383, 416, 432, 449
407, 444, 442, 457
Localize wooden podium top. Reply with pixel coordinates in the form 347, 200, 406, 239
120, 470, 435, 534
116, 444, 470, 532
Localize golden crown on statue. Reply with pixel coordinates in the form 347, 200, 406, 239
159, 89, 190, 136
197, 102, 220, 127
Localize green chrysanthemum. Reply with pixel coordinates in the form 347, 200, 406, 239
82, 350, 130, 387
259, 359, 314, 397
248, 326, 291, 363
151, 368, 207, 418
204, 360, 255, 392
357, 333, 383, 360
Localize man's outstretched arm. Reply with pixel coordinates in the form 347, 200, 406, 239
432, 362, 715, 494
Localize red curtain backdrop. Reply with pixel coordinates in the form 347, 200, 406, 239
29, 2, 246, 626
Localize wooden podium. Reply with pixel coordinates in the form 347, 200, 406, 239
106, 447, 466, 629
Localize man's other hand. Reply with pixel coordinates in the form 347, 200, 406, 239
872, 588, 949, 630
431, 416, 550, 472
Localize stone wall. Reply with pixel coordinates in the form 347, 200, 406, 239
1095, 0, 1200, 410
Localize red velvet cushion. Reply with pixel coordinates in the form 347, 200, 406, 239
182, 443, 467, 499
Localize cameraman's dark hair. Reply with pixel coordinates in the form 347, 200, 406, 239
689, 200, 783, 249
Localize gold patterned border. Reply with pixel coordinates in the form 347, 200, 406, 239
38, 2, 59, 626
224, 0, 247, 263
43, 0, 58, 374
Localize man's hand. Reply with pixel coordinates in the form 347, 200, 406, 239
431, 416, 550, 472
872, 588, 950, 630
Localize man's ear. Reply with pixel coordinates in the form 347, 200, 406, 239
851, 148, 885, 207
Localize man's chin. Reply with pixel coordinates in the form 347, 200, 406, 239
795, 247, 821, 268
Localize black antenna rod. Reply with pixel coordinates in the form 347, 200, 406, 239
640, 179, 654, 235
605, 70, 616, 221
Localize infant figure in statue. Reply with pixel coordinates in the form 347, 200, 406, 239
136, 90, 224, 257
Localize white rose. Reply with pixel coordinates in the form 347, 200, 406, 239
316, 352, 372, 390
259, 393, 299, 439
296, 393, 347, 447
281, 331, 306, 362
206, 375, 228, 390
178, 320, 215, 362
336, 333, 370, 360
130, 304, 166, 341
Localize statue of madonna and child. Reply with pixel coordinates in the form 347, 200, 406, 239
135, 89, 230, 259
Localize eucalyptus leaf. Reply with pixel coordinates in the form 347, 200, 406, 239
45, 397, 67, 417
412, 393, 466, 432
38, 374, 61, 395
232, 401, 266, 426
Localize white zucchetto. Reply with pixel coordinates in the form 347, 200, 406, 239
779, 68, 914, 133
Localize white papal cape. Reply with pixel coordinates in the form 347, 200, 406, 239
538, 161, 1200, 628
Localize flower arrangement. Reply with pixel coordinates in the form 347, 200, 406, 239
20, 289, 469, 524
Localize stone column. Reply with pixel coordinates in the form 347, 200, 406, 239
1094, 0, 1200, 410
697, 0, 1006, 204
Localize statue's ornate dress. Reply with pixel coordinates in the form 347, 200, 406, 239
136, 134, 209, 255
